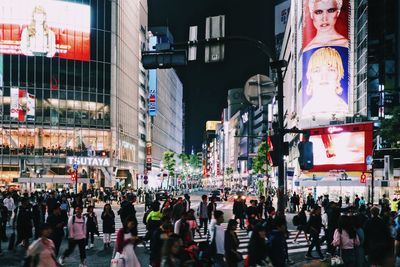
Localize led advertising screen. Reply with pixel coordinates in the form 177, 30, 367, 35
10, 87, 35, 122
0, 0, 90, 61
302, 0, 349, 118
306, 123, 373, 172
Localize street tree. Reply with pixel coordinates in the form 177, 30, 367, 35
162, 151, 176, 188
252, 140, 269, 175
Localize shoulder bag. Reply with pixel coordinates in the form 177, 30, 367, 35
331, 232, 344, 266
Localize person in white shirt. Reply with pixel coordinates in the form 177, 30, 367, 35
209, 210, 226, 267
3, 194, 15, 225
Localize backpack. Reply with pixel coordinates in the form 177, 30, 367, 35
292, 215, 300, 226
142, 209, 151, 225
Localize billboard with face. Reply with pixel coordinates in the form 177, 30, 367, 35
302, 0, 349, 118
0, 0, 90, 61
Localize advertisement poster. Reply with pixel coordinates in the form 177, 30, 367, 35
10, 87, 35, 122
302, 0, 349, 117
0, 0, 90, 61
305, 123, 373, 172
310, 131, 365, 166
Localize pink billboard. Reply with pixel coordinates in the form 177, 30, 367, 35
0, 0, 90, 61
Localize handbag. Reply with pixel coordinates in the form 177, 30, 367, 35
331, 232, 344, 266
110, 252, 125, 267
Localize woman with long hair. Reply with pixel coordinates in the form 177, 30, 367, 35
115, 215, 141, 266
332, 215, 360, 266
85, 205, 98, 249
101, 203, 115, 249
225, 219, 242, 267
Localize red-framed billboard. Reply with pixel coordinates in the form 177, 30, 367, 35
304, 122, 373, 172
0, 0, 90, 61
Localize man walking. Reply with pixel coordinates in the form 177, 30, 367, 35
3, 194, 15, 226
197, 195, 209, 235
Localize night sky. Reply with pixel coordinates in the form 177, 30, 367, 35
148, 0, 275, 153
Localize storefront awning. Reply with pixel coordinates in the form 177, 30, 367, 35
16, 177, 91, 184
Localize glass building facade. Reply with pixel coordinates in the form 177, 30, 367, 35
0, 0, 112, 187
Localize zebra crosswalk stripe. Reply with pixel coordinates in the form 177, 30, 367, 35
95, 209, 326, 257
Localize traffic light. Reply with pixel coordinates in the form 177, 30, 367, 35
298, 141, 314, 170
268, 135, 281, 167
146, 162, 152, 171
360, 173, 366, 183
101, 151, 107, 157
70, 172, 77, 182
143, 175, 148, 185
142, 50, 187, 69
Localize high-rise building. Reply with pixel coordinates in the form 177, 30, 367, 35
0, 0, 148, 190
145, 33, 184, 188
354, 0, 400, 120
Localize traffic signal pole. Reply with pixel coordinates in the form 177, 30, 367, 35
75, 169, 78, 194
276, 66, 285, 216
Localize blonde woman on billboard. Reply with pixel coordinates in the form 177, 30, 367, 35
302, 47, 348, 116
304, 0, 348, 51
20, 5, 56, 58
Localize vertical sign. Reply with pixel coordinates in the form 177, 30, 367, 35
148, 36, 157, 116
302, 0, 350, 118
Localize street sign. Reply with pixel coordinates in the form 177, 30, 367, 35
73, 163, 78, 171
366, 155, 373, 165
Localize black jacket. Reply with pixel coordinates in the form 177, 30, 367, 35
47, 213, 67, 238
101, 210, 115, 233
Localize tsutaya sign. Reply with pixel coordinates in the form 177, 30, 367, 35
67, 157, 111, 167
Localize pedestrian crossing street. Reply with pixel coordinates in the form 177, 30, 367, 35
94, 203, 327, 257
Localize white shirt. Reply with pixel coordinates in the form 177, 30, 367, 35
174, 219, 182, 235
3, 197, 15, 211
209, 220, 225, 255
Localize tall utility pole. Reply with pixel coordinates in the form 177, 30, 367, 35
276, 68, 285, 215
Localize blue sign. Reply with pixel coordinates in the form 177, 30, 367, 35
73, 163, 78, 171
366, 155, 373, 165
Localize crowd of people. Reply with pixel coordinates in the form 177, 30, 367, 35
0, 189, 398, 267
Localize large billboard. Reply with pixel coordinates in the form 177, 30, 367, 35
302, 0, 349, 118
10, 87, 35, 122
0, 0, 90, 61
305, 123, 373, 172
